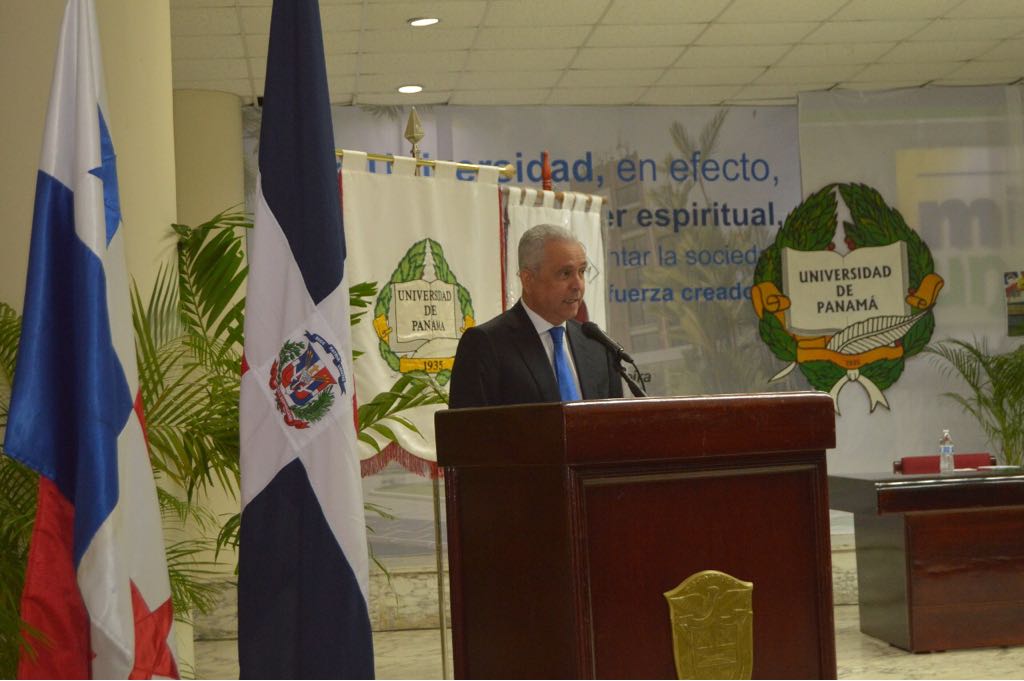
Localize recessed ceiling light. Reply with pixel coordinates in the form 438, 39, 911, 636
398, 84, 423, 94
408, 17, 440, 27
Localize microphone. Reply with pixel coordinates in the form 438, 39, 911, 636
581, 321, 634, 364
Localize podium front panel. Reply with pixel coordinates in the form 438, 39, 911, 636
577, 460, 833, 678
439, 393, 837, 679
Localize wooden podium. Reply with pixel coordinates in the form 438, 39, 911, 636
436, 392, 837, 679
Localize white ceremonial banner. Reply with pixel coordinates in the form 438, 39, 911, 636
340, 152, 502, 471
798, 86, 1024, 475
502, 187, 607, 328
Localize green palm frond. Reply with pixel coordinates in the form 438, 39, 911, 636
0, 304, 22, 429
925, 339, 1024, 466
0, 454, 37, 676
357, 371, 448, 452
174, 210, 250, 361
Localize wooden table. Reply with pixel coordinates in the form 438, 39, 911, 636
829, 469, 1024, 652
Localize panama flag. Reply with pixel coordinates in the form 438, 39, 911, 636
237, 0, 374, 677
3, 0, 177, 678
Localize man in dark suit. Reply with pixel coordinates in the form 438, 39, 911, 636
448, 224, 624, 409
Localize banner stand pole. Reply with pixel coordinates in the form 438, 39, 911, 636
432, 473, 450, 679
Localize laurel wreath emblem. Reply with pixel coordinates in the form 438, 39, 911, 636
753, 183, 940, 410
374, 238, 474, 384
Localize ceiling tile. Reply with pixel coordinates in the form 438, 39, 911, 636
832, 0, 959, 21
238, 7, 270, 34
327, 75, 355, 91
457, 71, 563, 89
168, 0, 1024, 108
733, 83, 822, 101
718, 0, 847, 23
485, 0, 611, 27
244, 34, 269, 57
546, 86, 648, 105
757, 65, 859, 84
637, 85, 743, 105
779, 43, 895, 65
560, 69, 664, 88
657, 66, 764, 86
947, 0, 1024, 19
248, 57, 266, 77
319, 4, 370, 33
466, 49, 577, 71
697, 22, 817, 45
603, 0, 730, 24
850, 62, 962, 81
979, 38, 1024, 60
172, 0, 244, 7
474, 26, 591, 50
359, 73, 459, 92
173, 79, 253, 98
677, 44, 790, 67
449, 89, 553, 105
359, 28, 477, 52
170, 7, 239, 36
572, 46, 683, 70
880, 41, 996, 63
172, 34, 246, 60
355, 92, 451, 106
586, 24, 705, 47
360, 51, 468, 74
362, 1, 488, 30
943, 61, 1024, 81
912, 18, 1024, 41
322, 32, 361, 55
831, 82, 930, 92
173, 58, 249, 81
804, 20, 929, 43
325, 54, 358, 73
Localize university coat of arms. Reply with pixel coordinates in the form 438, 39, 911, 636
752, 183, 944, 413
372, 238, 475, 385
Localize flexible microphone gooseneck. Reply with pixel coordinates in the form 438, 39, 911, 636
581, 322, 647, 397
581, 321, 635, 364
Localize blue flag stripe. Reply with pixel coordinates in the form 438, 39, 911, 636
4, 170, 129, 566
258, 0, 345, 305
239, 459, 373, 678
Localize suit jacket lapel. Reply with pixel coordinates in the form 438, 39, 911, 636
567, 321, 604, 399
510, 303, 560, 401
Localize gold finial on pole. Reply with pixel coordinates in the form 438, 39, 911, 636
404, 107, 424, 175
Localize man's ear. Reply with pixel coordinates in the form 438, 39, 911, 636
518, 268, 532, 291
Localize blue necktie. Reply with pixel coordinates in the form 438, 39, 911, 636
550, 326, 581, 401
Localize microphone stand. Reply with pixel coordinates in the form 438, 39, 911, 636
616, 359, 647, 398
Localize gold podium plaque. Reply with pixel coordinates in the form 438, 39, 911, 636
663, 570, 753, 680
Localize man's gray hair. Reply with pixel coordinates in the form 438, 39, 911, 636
518, 224, 583, 272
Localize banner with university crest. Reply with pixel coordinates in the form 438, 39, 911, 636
341, 152, 503, 474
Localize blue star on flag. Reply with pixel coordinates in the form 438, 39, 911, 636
88, 107, 122, 246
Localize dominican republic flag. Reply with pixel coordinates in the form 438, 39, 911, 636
3, 0, 177, 678
237, 0, 374, 677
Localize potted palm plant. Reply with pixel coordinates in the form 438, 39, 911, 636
925, 338, 1024, 466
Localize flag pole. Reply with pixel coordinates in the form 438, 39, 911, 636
401, 107, 452, 679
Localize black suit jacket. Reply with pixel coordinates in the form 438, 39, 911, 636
448, 301, 624, 409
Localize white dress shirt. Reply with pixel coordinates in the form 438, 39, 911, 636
521, 300, 583, 398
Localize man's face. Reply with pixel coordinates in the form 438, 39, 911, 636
520, 239, 587, 325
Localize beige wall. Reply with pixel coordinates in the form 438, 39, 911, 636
0, 0, 176, 310
173, 88, 246, 573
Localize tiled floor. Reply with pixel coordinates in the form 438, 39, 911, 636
195, 604, 1024, 679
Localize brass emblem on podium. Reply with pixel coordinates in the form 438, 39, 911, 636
663, 570, 753, 680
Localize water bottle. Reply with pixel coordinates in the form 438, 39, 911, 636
939, 429, 955, 473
